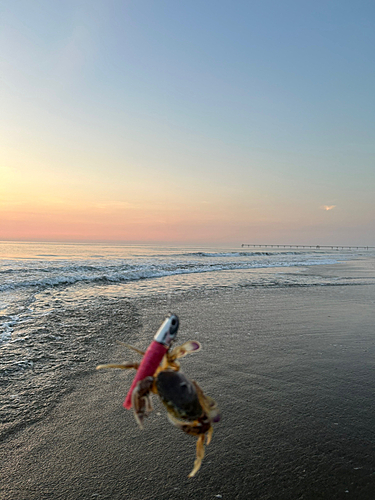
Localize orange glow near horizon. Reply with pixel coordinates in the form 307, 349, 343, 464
1, 159, 372, 245
0, 197, 257, 243
1, 162, 265, 243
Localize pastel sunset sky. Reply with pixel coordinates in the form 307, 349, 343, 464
1, 1, 374, 245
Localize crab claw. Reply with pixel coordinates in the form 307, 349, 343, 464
169, 341, 201, 361
131, 376, 154, 429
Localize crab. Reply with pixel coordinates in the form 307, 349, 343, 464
97, 340, 220, 477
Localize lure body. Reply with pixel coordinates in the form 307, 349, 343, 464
123, 314, 179, 409
123, 341, 167, 409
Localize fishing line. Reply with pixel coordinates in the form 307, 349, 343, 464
167, 280, 172, 312
165, 214, 173, 314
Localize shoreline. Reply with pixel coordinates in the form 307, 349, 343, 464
1, 262, 375, 499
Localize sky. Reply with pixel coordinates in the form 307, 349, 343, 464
1, 0, 374, 245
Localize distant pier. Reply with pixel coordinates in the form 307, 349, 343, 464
241, 244, 374, 250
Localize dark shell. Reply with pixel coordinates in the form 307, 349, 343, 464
156, 370, 202, 420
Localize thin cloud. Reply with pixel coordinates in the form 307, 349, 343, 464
321, 205, 336, 211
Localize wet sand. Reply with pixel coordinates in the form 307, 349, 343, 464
1, 262, 375, 499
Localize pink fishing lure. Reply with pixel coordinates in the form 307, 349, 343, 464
123, 314, 179, 409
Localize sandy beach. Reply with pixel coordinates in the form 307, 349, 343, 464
1, 261, 375, 500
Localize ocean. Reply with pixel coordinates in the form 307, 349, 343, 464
1, 241, 374, 441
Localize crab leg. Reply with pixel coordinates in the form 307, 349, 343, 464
206, 426, 214, 445
188, 434, 205, 478
96, 362, 140, 370
116, 341, 145, 356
